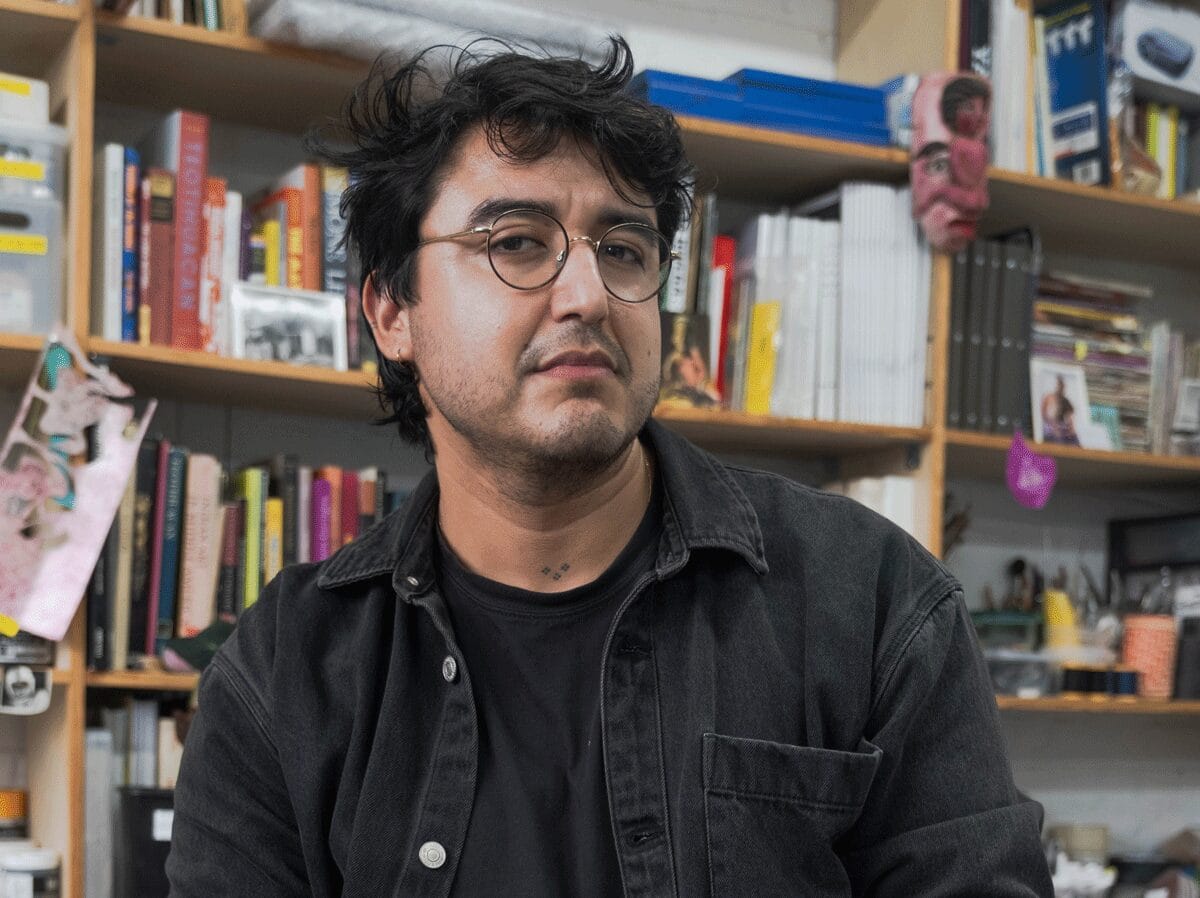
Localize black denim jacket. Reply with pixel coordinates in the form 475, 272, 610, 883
167, 421, 1053, 897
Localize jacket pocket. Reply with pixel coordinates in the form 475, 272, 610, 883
702, 733, 881, 898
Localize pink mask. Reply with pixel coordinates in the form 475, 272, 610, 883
910, 72, 991, 253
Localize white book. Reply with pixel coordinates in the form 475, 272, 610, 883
85, 729, 114, 898
99, 706, 129, 789
216, 190, 243, 355
91, 143, 124, 341
814, 221, 840, 421
156, 718, 184, 790
706, 265, 727, 385
730, 213, 777, 410
297, 465, 312, 564
661, 219, 692, 314
1033, 16, 1055, 177
881, 475, 918, 538
128, 699, 159, 788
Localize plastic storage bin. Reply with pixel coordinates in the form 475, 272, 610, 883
0, 194, 64, 334
0, 119, 68, 200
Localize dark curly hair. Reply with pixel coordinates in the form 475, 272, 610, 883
309, 37, 695, 455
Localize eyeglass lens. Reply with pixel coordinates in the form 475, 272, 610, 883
486, 210, 670, 303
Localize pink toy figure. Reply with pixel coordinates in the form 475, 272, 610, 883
910, 72, 991, 253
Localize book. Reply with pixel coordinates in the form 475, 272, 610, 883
261, 219, 281, 287
92, 143, 124, 342
154, 445, 188, 654
139, 169, 175, 347
254, 186, 304, 290
235, 468, 268, 609
311, 477, 332, 563
269, 163, 321, 291
156, 717, 184, 790
127, 698, 159, 787
341, 469, 359, 546
297, 465, 312, 565
315, 466, 342, 551
357, 467, 378, 535
977, 240, 1004, 431
321, 165, 349, 294
139, 109, 210, 351
199, 176, 227, 353
109, 469, 136, 673
744, 301, 782, 414
658, 312, 719, 409
176, 453, 223, 639
710, 235, 736, 400
121, 147, 141, 343
947, 249, 970, 428
128, 439, 160, 665
84, 729, 115, 898
264, 497, 284, 584
216, 189, 243, 356
215, 501, 243, 623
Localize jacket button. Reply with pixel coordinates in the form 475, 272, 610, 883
442, 656, 458, 683
405, 576, 420, 588
418, 841, 446, 869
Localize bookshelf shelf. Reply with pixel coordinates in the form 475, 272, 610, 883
51, 669, 72, 687
676, 115, 909, 202
0, 332, 45, 388
0, 0, 80, 77
94, 12, 367, 133
986, 167, 1200, 269
996, 696, 1200, 715
86, 670, 200, 692
88, 338, 376, 418
945, 429, 1200, 487
656, 405, 930, 455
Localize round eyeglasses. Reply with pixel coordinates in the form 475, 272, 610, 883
415, 209, 677, 304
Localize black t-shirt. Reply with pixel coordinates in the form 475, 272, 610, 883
436, 472, 662, 898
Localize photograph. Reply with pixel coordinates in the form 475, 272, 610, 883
229, 283, 348, 371
658, 311, 720, 409
1030, 359, 1094, 447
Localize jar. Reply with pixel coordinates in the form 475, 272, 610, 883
0, 849, 59, 898
0, 793, 27, 841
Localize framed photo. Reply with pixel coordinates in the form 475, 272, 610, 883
1029, 359, 1110, 449
229, 283, 348, 371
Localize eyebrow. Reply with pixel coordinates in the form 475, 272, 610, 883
463, 197, 658, 232
914, 141, 950, 162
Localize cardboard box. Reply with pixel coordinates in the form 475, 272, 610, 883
1116, 0, 1200, 112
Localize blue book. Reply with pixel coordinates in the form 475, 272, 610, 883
155, 446, 187, 655
1039, 0, 1111, 186
121, 146, 140, 342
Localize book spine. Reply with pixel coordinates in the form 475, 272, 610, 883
177, 455, 220, 638
110, 470, 136, 673
238, 469, 264, 609
239, 206, 253, 281
744, 302, 782, 414
171, 110, 210, 351
95, 143, 123, 342
311, 478, 332, 563
302, 164, 321, 291
215, 501, 242, 623
262, 219, 281, 287
143, 440, 171, 659
264, 497, 284, 584
357, 468, 376, 535
978, 241, 1003, 432
87, 497, 113, 671
121, 147, 141, 342
962, 241, 989, 431
140, 170, 175, 346
297, 465, 312, 564
340, 470, 359, 546
947, 248, 970, 428
283, 191, 303, 289
154, 446, 187, 654
127, 441, 157, 665
281, 455, 298, 567
711, 236, 736, 401
321, 166, 349, 294
374, 470, 386, 526
199, 176, 227, 353
217, 190, 243, 356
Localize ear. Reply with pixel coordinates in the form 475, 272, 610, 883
362, 273, 414, 363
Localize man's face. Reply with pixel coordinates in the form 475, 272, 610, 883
383, 130, 662, 474
910, 73, 990, 253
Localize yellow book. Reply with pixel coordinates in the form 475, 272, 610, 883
1146, 102, 1160, 160
264, 497, 284, 585
262, 219, 281, 287
743, 301, 782, 414
1164, 105, 1179, 201
235, 468, 265, 609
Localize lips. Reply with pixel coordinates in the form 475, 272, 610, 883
536, 350, 615, 373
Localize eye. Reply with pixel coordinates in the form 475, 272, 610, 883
602, 241, 645, 268
492, 233, 545, 254
924, 153, 951, 176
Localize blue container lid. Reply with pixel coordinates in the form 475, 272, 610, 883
725, 68, 886, 104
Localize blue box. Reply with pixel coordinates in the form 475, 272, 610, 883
724, 68, 888, 127
629, 70, 743, 123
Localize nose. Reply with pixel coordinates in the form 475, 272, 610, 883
951, 137, 988, 188
547, 236, 610, 324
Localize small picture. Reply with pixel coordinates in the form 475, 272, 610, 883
0, 665, 50, 716
229, 283, 348, 371
1030, 359, 1091, 447
658, 312, 720, 409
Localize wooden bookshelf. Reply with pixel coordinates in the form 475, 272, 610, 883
0, 0, 80, 77
93, 12, 366, 132
986, 167, 1200, 269
86, 670, 200, 692
656, 405, 930, 456
677, 115, 908, 202
997, 696, 1200, 715
88, 338, 377, 418
945, 429, 1200, 486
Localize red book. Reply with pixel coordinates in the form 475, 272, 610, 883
310, 478, 332, 563
266, 163, 321, 290
199, 176, 227, 353
711, 235, 737, 399
140, 109, 210, 351
314, 466, 342, 550
139, 169, 175, 346
340, 470, 359, 546
144, 439, 172, 657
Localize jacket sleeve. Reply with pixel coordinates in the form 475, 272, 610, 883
841, 585, 1054, 897
166, 632, 310, 895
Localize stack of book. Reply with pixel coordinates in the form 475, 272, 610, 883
95, 0, 248, 33
92, 108, 374, 369
658, 182, 931, 428
86, 441, 415, 672
1029, 272, 1153, 452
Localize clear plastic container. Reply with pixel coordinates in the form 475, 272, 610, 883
0, 194, 64, 335
0, 848, 60, 898
0, 120, 67, 201
0, 72, 50, 125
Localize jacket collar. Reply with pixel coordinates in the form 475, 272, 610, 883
316, 419, 767, 595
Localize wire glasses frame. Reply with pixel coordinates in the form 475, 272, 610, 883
414, 208, 678, 304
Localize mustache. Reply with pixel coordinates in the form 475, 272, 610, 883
519, 326, 629, 377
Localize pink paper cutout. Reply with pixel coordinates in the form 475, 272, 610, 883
1006, 432, 1057, 509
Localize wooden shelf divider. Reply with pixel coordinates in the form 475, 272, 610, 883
997, 695, 1200, 715
87, 670, 201, 692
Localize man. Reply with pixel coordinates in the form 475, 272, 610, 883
167, 39, 1053, 897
